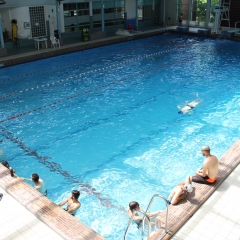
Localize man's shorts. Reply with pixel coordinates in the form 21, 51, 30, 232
192, 175, 217, 184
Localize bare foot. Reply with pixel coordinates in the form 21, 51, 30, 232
161, 223, 165, 228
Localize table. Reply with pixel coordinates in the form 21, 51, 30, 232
33, 37, 48, 50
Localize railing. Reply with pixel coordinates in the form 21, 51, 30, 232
142, 194, 169, 236
124, 209, 151, 240
163, 22, 170, 32
124, 194, 169, 240
235, 21, 240, 30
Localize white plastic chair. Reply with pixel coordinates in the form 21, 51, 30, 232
50, 36, 60, 49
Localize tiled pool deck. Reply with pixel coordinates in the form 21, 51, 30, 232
152, 139, 240, 240
1, 140, 240, 240
173, 163, 240, 240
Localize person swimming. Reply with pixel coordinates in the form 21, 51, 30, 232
127, 201, 162, 228
178, 99, 202, 114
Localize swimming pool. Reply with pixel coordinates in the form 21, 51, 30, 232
0, 34, 240, 239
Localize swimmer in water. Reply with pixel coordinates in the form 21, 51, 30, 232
178, 99, 202, 114
58, 190, 81, 216
24, 173, 47, 196
127, 201, 162, 228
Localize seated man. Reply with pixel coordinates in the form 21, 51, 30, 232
58, 190, 81, 216
167, 176, 193, 205
178, 99, 202, 114
192, 145, 219, 184
127, 201, 162, 227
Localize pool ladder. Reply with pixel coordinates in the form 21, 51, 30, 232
124, 194, 170, 240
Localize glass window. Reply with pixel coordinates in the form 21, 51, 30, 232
104, 0, 124, 27
93, 21, 102, 28
210, 0, 220, 22
178, 0, 190, 23
191, 0, 207, 23
77, 9, 89, 16
138, 0, 152, 22
178, 0, 218, 23
63, 3, 76, 11
77, 3, 89, 9
105, 8, 114, 13
63, 2, 90, 32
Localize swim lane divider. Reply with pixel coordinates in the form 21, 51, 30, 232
0, 56, 193, 123
0, 42, 200, 101
0, 125, 125, 210
0, 38, 186, 83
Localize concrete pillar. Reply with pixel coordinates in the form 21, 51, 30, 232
124, 0, 127, 28
89, 1, 93, 29
0, 18, 4, 48
135, 0, 138, 30
152, 0, 155, 23
101, 0, 104, 31
55, 0, 61, 38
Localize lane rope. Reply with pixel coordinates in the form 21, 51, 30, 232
0, 38, 197, 83
1, 56, 193, 123
0, 42, 200, 100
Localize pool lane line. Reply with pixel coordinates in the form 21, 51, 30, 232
0, 126, 125, 211
0, 56, 193, 123
0, 42, 199, 101
0, 38, 198, 83
0, 39, 168, 83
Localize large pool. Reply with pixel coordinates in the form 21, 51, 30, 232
0, 34, 240, 239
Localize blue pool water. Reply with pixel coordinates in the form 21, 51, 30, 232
0, 34, 240, 239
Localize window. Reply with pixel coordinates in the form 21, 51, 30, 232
93, 1, 102, 29
210, 0, 220, 22
177, 0, 190, 23
138, 0, 152, 22
63, 2, 90, 32
194, 0, 208, 22
93, 0, 124, 29
178, 0, 220, 23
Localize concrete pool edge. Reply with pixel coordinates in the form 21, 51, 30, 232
150, 138, 240, 240
0, 167, 106, 240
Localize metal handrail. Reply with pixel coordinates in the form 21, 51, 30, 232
124, 209, 151, 240
142, 194, 169, 235
162, 22, 169, 32
235, 21, 240, 29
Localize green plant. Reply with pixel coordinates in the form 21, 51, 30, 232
196, 0, 207, 22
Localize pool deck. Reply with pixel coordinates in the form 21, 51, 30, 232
151, 139, 240, 240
